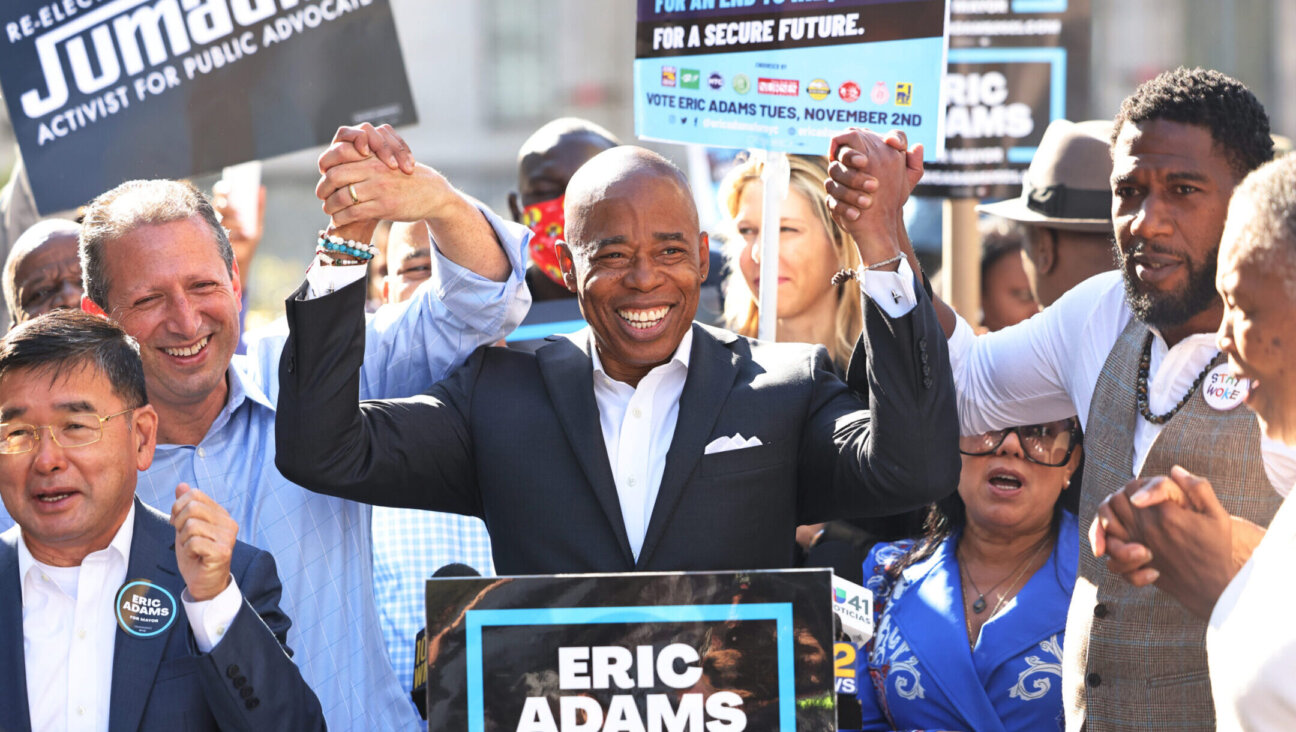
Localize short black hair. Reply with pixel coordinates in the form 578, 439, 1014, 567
0, 310, 148, 409
1113, 67, 1273, 178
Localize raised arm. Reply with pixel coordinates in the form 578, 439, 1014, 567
797, 129, 959, 520
247, 124, 529, 402
274, 277, 482, 517
824, 126, 1081, 436
317, 124, 510, 283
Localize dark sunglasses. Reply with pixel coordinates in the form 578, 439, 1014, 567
958, 418, 1081, 468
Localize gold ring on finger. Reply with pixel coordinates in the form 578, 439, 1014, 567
348, 183, 360, 204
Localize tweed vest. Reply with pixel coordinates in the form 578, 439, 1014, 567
1063, 317, 1281, 731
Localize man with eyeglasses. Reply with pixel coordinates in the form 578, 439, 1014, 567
0, 310, 325, 730
828, 69, 1296, 730
36, 123, 530, 729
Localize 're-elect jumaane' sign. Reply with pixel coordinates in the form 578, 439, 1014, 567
0, 0, 417, 214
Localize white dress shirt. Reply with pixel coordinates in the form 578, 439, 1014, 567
305, 255, 369, 298
858, 258, 919, 320
584, 260, 917, 562
12, 504, 241, 732
1208, 489, 1296, 729
944, 270, 1296, 496
591, 329, 693, 561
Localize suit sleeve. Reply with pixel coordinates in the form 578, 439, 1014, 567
352, 207, 530, 400
275, 276, 484, 517
796, 274, 959, 522
194, 548, 326, 731
245, 207, 529, 405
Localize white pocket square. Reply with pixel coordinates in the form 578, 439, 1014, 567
704, 433, 764, 455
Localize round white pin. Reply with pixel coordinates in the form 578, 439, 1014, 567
1202, 364, 1249, 411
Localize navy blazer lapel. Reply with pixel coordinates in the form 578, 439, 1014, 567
894, 540, 1008, 732
0, 531, 32, 732
108, 501, 185, 732
636, 324, 741, 569
536, 331, 635, 568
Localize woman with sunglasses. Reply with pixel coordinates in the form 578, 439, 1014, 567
850, 418, 1082, 732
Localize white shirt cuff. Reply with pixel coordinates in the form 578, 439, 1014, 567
182, 575, 243, 653
859, 257, 918, 318
305, 258, 368, 299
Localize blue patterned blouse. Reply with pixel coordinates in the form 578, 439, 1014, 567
850, 510, 1079, 732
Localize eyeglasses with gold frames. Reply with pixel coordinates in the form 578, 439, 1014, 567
0, 408, 135, 455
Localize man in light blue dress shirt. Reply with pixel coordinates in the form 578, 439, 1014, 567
369, 219, 497, 704
0, 126, 530, 730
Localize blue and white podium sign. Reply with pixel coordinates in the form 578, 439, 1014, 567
634, 0, 950, 157
424, 569, 834, 731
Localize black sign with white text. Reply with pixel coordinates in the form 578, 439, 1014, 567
0, 0, 417, 213
424, 569, 835, 731
916, 0, 1091, 199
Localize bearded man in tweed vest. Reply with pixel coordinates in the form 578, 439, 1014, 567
825, 67, 1293, 731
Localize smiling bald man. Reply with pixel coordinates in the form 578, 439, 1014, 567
276, 144, 958, 574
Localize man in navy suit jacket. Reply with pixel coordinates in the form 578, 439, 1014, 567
276, 137, 959, 573
0, 311, 324, 731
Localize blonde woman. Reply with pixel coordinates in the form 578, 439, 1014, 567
720, 153, 863, 374
720, 152, 924, 587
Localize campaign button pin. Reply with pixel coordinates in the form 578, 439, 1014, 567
116, 579, 177, 637
1202, 363, 1249, 411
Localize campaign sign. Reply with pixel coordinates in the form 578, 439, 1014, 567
0, 0, 417, 214
425, 569, 834, 731
917, 0, 1091, 198
634, 0, 949, 156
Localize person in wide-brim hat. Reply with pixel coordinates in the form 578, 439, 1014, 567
977, 119, 1118, 306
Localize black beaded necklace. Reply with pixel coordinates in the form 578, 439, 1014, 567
1135, 332, 1215, 425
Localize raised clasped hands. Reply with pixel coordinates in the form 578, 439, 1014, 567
1089, 465, 1257, 619
824, 127, 924, 269
315, 122, 452, 244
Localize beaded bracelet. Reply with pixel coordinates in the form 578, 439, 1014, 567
316, 230, 377, 262
830, 253, 905, 285
314, 245, 365, 267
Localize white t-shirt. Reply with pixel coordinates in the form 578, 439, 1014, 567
1208, 490, 1296, 729
947, 270, 1296, 496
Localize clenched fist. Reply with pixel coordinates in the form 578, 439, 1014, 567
171, 483, 238, 601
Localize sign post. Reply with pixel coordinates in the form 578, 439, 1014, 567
756, 151, 788, 340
